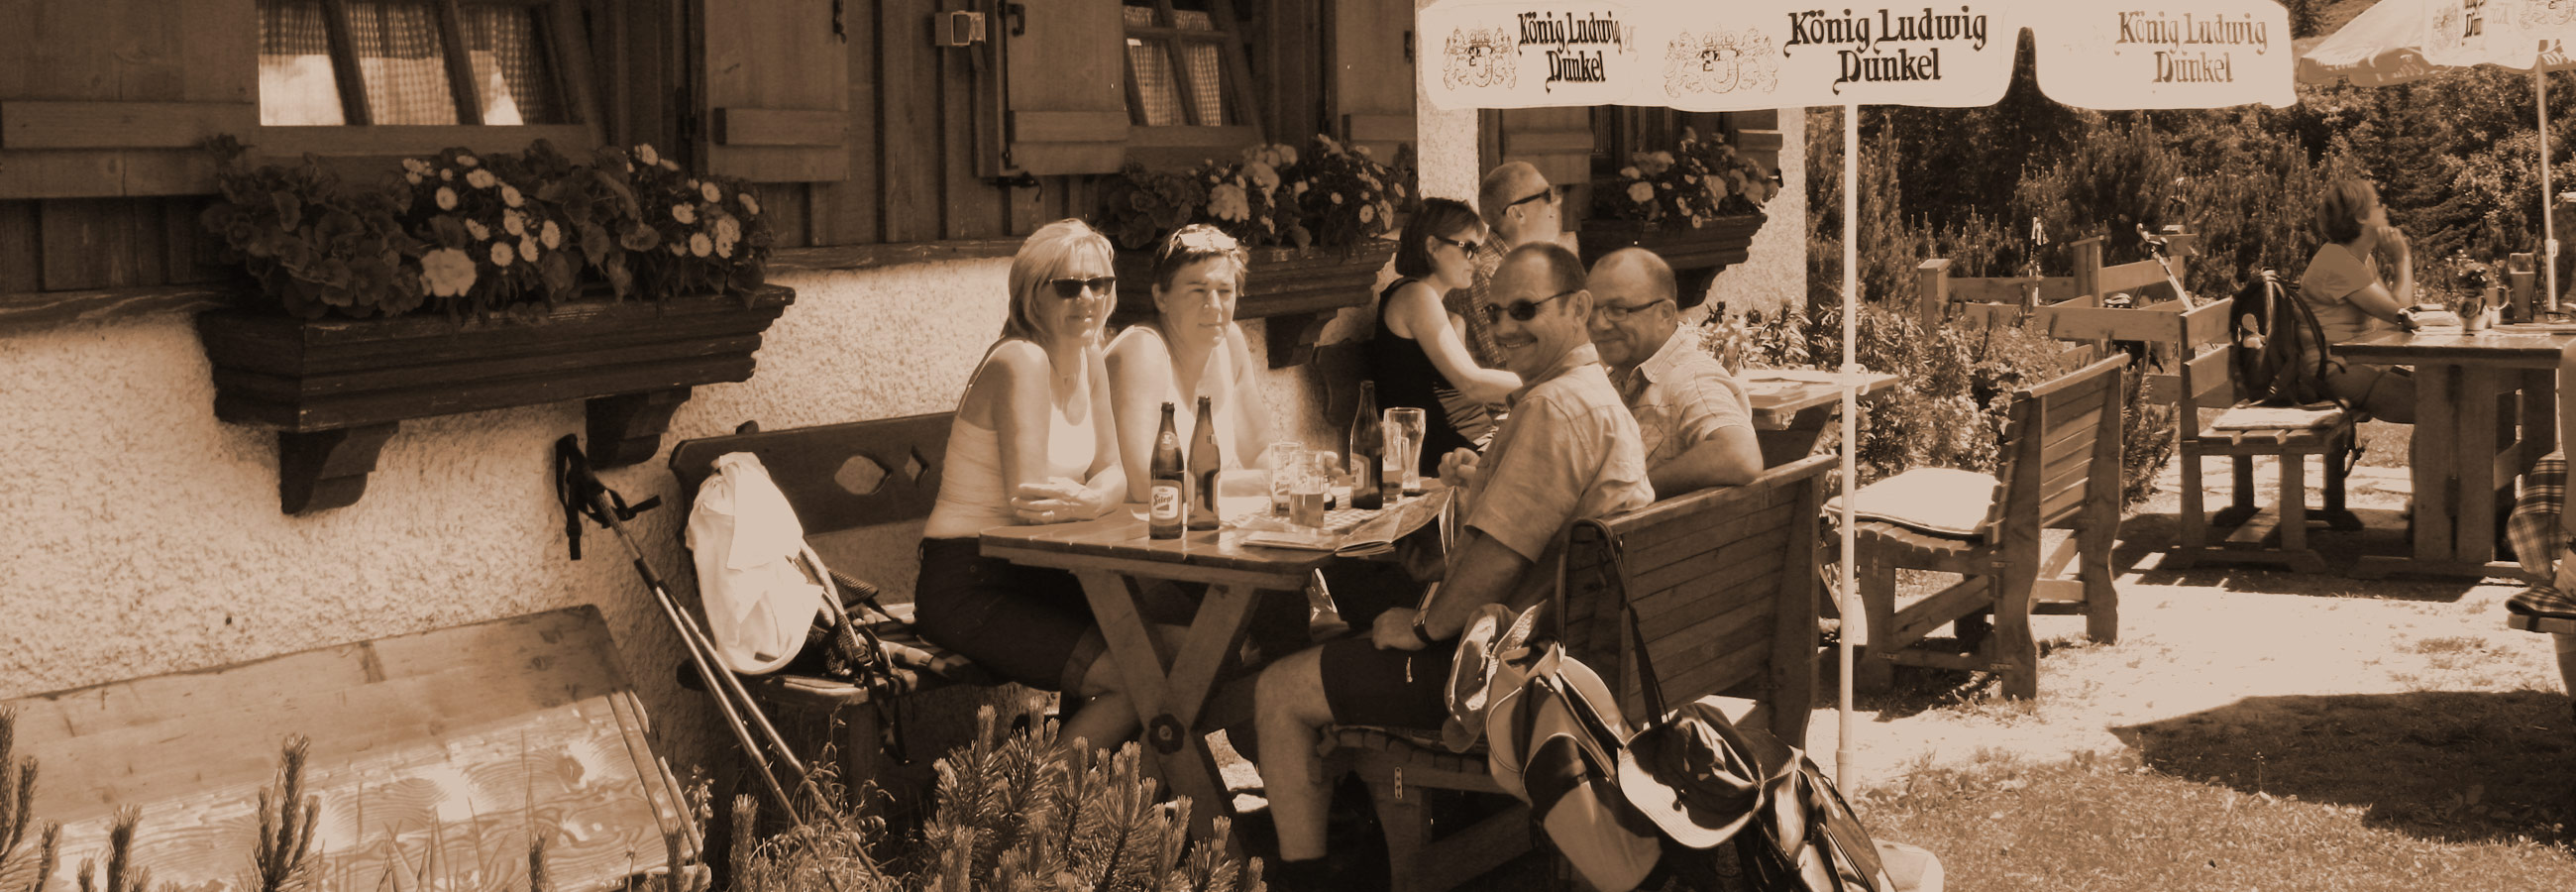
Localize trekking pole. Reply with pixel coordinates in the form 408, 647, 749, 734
553, 439, 874, 829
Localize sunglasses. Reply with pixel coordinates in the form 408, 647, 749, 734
1502, 186, 1556, 212
1592, 297, 1672, 322
1434, 234, 1483, 256
1477, 288, 1578, 325
1048, 277, 1118, 299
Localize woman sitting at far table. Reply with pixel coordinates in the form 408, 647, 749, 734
1107, 224, 1271, 501
912, 218, 1148, 752
1371, 197, 1523, 478
2301, 177, 2417, 426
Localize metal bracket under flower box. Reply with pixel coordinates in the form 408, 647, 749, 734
195, 285, 796, 513
1111, 241, 1398, 368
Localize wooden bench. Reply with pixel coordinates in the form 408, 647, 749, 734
666, 413, 1040, 811
1850, 354, 2127, 700
1325, 454, 1835, 892
2162, 287, 2361, 572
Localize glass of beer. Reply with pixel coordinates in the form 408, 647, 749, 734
1383, 407, 1428, 495
1290, 449, 1335, 528
1262, 442, 1303, 513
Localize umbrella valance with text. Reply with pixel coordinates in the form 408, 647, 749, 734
1644, 1, 2025, 111
1419, 0, 1657, 110
2030, 0, 2295, 109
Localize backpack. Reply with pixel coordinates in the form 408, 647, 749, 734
684, 451, 833, 675
2230, 271, 2337, 407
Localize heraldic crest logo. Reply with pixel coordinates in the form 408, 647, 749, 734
1665, 29, 1779, 98
1445, 27, 1519, 90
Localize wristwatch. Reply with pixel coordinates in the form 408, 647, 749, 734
1409, 612, 1438, 646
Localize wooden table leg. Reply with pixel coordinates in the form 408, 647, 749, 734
2414, 365, 2461, 563
1070, 569, 1267, 855
2524, 369, 2558, 468
2456, 367, 2505, 564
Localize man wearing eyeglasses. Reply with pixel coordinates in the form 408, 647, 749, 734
1248, 242, 1650, 890
1588, 248, 1763, 495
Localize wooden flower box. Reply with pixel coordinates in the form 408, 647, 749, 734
196, 285, 796, 513
1574, 212, 1770, 308
1111, 240, 1397, 367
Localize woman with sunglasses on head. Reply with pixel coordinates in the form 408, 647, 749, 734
1106, 224, 1272, 501
914, 219, 1144, 751
1371, 197, 1524, 478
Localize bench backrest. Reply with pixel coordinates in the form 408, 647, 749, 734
1558, 453, 1836, 729
2162, 298, 2240, 420
1981, 354, 2128, 539
667, 412, 955, 536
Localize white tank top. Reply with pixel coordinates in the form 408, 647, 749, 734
1109, 324, 1245, 467
923, 349, 1101, 539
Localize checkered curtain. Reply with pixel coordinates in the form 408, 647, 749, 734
1170, 10, 1225, 127
347, 1, 460, 125
257, 0, 345, 125
1123, 5, 1182, 126
464, 5, 561, 125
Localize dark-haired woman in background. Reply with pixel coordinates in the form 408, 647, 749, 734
1369, 197, 1522, 478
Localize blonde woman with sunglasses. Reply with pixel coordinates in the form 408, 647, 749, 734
1106, 224, 1272, 501
914, 219, 1142, 751
1371, 197, 1524, 477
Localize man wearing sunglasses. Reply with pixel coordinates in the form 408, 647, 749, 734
1588, 248, 1763, 495
1451, 162, 1568, 370
1249, 242, 1651, 890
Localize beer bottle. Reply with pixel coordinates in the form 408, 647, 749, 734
1348, 382, 1384, 510
1188, 396, 1223, 530
1148, 401, 1186, 539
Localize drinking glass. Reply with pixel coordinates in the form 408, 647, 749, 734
1289, 449, 1334, 527
1262, 441, 1303, 513
1383, 407, 1428, 495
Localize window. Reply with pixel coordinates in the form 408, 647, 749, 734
1119, 1, 1259, 151
257, 0, 571, 127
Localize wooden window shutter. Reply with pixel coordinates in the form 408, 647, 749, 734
1495, 108, 1593, 195
1330, 0, 1415, 163
701, 0, 850, 182
999, 0, 1125, 176
0, 0, 257, 199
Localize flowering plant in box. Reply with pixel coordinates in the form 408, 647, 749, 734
1099, 143, 1304, 251
596, 144, 777, 301
1599, 127, 1777, 230
395, 147, 583, 319
200, 136, 428, 319
1284, 134, 1404, 248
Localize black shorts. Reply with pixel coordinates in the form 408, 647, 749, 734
910, 536, 1106, 693
1319, 633, 1459, 730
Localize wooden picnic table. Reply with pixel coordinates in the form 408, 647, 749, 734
2336, 327, 2576, 579
1742, 368, 1902, 466
977, 490, 1450, 853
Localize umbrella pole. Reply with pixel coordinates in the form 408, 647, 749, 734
2543, 70, 2559, 314
1837, 101, 1860, 792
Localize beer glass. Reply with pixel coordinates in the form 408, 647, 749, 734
1383, 407, 1428, 495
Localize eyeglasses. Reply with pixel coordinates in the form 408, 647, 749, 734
1048, 277, 1117, 298
1477, 288, 1578, 324
1502, 186, 1556, 212
1434, 234, 1483, 256
1592, 297, 1672, 322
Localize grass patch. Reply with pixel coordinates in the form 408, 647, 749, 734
1856, 749, 2576, 891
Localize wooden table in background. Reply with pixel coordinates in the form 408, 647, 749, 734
2337, 328, 2576, 579
979, 492, 1449, 853
1743, 369, 1902, 467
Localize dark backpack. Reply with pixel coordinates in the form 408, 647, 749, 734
2229, 271, 2337, 407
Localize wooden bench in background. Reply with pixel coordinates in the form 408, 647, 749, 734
667, 413, 1043, 814
1850, 355, 2128, 700
1326, 454, 1835, 892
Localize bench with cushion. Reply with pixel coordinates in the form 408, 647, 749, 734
667, 412, 1043, 808
1325, 453, 1836, 892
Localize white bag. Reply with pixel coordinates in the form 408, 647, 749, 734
685, 452, 829, 675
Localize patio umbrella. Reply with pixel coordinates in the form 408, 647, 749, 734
1423, 0, 2291, 789
2299, 0, 2576, 310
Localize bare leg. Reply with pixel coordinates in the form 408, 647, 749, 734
1253, 645, 1337, 860
2554, 634, 2576, 702
1058, 623, 1188, 753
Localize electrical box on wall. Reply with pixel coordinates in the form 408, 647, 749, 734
934, 10, 986, 47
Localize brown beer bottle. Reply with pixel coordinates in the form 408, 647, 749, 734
1148, 401, 1186, 539
1188, 396, 1223, 530
1348, 381, 1384, 510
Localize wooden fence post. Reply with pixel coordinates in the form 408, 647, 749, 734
1917, 258, 1952, 331
2072, 236, 2104, 305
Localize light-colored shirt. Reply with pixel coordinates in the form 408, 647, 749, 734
2300, 243, 2396, 353
1464, 343, 1656, 611
923, 352, 1100, 539
1617, 328, 1755, 473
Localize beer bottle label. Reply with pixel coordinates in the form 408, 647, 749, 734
1149, 484, 1184, 522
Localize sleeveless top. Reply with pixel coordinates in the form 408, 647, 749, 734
1366, 279, 1489, 475
923, 344, 1101, 539
1108, 323, 1245, 467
